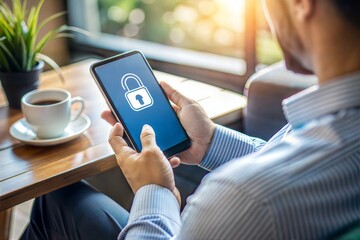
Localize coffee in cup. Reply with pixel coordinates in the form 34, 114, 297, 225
21, 89, 85, 139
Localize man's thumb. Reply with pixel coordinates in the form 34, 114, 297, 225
140, 124, 156, 148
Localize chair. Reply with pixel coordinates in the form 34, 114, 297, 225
242, 61, 317, 140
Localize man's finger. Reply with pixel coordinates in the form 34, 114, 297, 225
160, 81, 192, 107
109, 124, 137, 166
140, 124, 156, 149
101, 110, 117, 126
109, 123, 133, 155
170, 102, 181, 114
169, 156, 181, 168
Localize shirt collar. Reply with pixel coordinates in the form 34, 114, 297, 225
282, 71, 360, 128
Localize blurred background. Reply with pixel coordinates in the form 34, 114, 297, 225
2, 0, 284, 92
94, 0, 282, 64
68, 0, 283, 91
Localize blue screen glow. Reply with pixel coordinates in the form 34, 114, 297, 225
94, 53, 188, 151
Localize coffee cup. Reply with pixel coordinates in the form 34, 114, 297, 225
21, 89, 85, 139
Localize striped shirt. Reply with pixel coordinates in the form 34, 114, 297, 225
119, 72, 360, 239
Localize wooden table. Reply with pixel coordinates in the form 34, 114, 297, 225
0, 59, 246, 238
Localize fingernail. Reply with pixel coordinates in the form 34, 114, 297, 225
142, 124, 151, 131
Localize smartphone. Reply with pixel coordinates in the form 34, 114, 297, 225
90, 50, 191, 157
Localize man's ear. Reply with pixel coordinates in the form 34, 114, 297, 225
292, 0, 315, 21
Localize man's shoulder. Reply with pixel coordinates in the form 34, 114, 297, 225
207, 146, 293, 201
208, 125, 358, 202
203, 135, 359, 238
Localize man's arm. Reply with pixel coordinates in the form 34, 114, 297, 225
118, 185, 181, 240
119, 173, 275, 240
199, 125, 267, 171
178, 175, 275, 239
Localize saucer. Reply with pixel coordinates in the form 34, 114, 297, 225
10, 115, 91, 146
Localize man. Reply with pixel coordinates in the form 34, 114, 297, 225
22, 0, 359, 239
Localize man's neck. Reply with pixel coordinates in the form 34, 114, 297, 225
312, 29, 360, 84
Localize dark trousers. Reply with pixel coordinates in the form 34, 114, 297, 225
21, 181, 129, 240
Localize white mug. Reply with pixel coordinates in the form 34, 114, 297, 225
21, 89, 85, 139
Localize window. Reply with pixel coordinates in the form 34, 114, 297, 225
256, 2, 283, 65
68, 0, 282, 91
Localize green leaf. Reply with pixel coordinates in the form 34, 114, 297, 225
64, 26, 94, 38
0, 0, 88, 72
26, 52, 34, 70
36, 53, 65, 84
0, 3, 15, 24
34, 25, 93, 54
28, 0, 43, 36
0, 5, 14, 28
0, 8, 15, 36
13, 0, 26, 20
0, 41, 21, 70
20, 37, 28, 70
25, 7, 37, 58
21, 0, 27, 18
37, 11, 66, 33
34, 25, 67, 53
26, 7, 36, 32
0, 49, 10, 71
0, 37, 10, 71
56, 33, 76, 39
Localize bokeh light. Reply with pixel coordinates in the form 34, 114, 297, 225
123, 23, 139, 37
107, 6, 127, 23
197, 1, 216, 16
163, 12, 175, 25
100, 0, 283, 63
195, 20, 213, 39
169, 28, 185, 43
129, 9, 145, 25
214, 28, 235, 46
142, 0, 156, 4
173, 5, 198, 24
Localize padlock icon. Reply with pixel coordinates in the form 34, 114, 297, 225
121, 73, 154, 111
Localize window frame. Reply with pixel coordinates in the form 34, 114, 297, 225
67, 0, 257, 92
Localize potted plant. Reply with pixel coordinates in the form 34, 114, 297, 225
0, 0, 86, 108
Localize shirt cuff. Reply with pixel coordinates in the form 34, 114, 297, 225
128, 185, 181, 225
199, 125, 266, 171
199, 125, 235, 170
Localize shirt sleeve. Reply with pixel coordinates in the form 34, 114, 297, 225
177, 175, 275, 240
119, 175, 275, 240
199, 125, 267, 171
118, 185, 181, 240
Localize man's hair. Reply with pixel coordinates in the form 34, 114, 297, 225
332, 0, 360, 28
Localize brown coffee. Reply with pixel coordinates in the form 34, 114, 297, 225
32, 99, 61, 106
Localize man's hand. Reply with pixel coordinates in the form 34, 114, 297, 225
160, 82, 216, 165
109, 122, 181, 204
102, 81, 216, 166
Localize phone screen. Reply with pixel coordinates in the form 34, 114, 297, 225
91, 51, 190, 156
